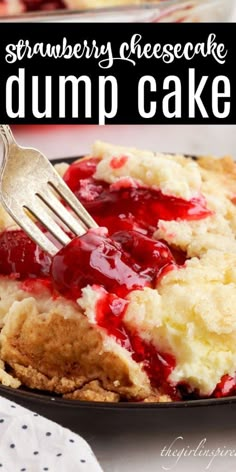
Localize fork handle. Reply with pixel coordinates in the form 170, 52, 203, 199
0, 125, 16, 147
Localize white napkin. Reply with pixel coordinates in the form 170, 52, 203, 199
0, 395, 103, 472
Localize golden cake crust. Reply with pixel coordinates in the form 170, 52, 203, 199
0, 286, 154, 399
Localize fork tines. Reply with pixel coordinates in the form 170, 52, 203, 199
0, 128, 98, 256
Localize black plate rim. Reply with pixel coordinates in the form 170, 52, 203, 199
1, 383, 236, 409
1, 153, 235, 410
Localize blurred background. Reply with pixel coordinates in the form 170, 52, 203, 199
10, 124, 236, 160
0, 0, 234, 21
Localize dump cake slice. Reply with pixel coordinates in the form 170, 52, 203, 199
1, 142, 236, 402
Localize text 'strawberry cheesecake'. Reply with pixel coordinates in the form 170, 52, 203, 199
1, 141, 236, 402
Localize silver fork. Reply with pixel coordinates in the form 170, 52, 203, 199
0, 125, 98, 256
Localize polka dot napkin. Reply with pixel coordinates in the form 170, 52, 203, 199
0, 395, 103, 472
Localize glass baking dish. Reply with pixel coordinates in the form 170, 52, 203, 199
0, 0, 234, 22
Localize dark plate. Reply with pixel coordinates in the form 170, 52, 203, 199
1, 154, 236, 436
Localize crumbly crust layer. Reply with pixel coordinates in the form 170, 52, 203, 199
0, 280, 153, 400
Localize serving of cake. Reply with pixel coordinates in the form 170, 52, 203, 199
1, 141, 236, 403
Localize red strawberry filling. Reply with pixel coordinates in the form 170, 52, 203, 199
51, 228, 176, 299
21, 0, 66, 12
0, 156, 232, 400
213, 374, 236, 398
0, 230, 51, 280
95, 290, 178, 398
64, 158, 212, 237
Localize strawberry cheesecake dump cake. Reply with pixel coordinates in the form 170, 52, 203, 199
1, 141, 236, 402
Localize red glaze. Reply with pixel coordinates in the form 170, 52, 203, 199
213, 374, 236, 398
95, 290, 176, 395
51, 227, 177, 397
131, 334, 177, 397
20, 278, 54, 296
22, 0, 66, 11
95, 291, 129, 345
63, 158, 212, 236
51, 228, 175, 300
111, 230, 176, 277
0, 230, 51, 280
64, 158, 100, 193
110, 155, 128, 169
